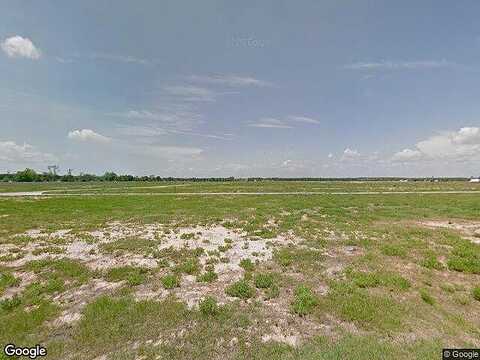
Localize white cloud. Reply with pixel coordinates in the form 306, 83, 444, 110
287, 115, 321, 124
248, 118, 293, 129
188, 74, 270, 87
163, 85, 216, 102
68, 129, 111, 144
341, 148, 361, 161
136, 145, 203, 158
111, 109, 203, 132
248, 115, 321, 129
452, 127, 480, 145
344, 60, 455, 70
116, 124, 231, 140
1, 36, 41, 59
328, 153, 334, 159
0, 141, 56, 163
116, 125, 168, 137
89, 53, 149, 65
392, 127, 480, 162
391, 148, 423, 162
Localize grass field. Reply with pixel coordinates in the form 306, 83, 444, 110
0, 181, 479, 359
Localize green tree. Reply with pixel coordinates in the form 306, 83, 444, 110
15, 168, 39, 182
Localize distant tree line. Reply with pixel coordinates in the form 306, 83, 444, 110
0, 168, 469, 183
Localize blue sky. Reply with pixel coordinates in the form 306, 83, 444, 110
1, 1, 480, 177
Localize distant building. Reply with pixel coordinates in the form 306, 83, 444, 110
469, 177, 480, 183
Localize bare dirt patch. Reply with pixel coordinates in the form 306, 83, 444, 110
418, 220, 480, 244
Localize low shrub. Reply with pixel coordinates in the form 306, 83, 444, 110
161, 274, 180, 289
254, 273, 274, 289
225, 280, 255, 299
199, 296, 219, 316
291, 285, 318, 316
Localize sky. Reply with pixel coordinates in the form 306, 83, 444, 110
1, 0, 480, 177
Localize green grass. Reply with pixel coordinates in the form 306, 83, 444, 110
472, 286, 480, 301
199, 296, 219, 316
106, 266, 149, 286
321, 281, 406, 332
254, 273, 275, 289
447, 241, 480, 274
25, 258, 91, 284
70, 296, 188, 358
161, 274, 180, 289
421, 254, 444, 270
291, 285, 318, 316
0, 270, 19, 295
420, 289, 435, 305
196, 270, 218, 283
348, 270, 411, 291
239, 258, 255, 271
225, 279, 255, 299
176, 258, 200, 275
1, 181, 480, 358
381, 244, 407, 257
99, 237, 157, 255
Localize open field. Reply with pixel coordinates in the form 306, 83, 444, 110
1, 181, 480, 359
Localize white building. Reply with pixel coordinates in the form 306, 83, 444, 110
469, 178, 480, 183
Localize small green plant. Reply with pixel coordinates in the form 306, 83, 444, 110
26, 258, 91, 284
447, 242, 480, 274
350, 272, 380, 288
239, 258, 254, 271
274, 249, 293, 266
440, 283, 456, 293
199, 296, 219, 316
291, 285, 318, 316
381, 244, 407, 258
472, 286, 480, 301
32, 246, 65, 255
205, 257, 219, 265
0, 271, 19, 294
348, 271, 410, 291
218, 244, 232, 253
197, 270, 218, 283
0, 296, 21, 311
180, 233, 195, 240
177, 258, 200, 275
265, 284, 280, 300
106, 266, 148, 286
254, 273, 274, 289
225, 280, 255, 299
161, 274, 180, 289
421, 255, 443, 270
420, 289, 435, 305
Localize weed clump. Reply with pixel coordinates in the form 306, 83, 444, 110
348, 270, 410, 291
420, 289, 435, 305
254, 273, 274, 289
274, 248, 294, 267
381, 245, 407, 258
292, 285, 318, 316
106, 266, 148, 286
472, 286, 480, 301
447, 242, 480, 274
239, 258, 254, 271
225, 280, 255, 299
161, 274, 180, 289
197, 271, 218, 283
199, 296, 219, 316
177, 258, 200, 275
421, 255, 443, 270
0, 271, 19, 294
